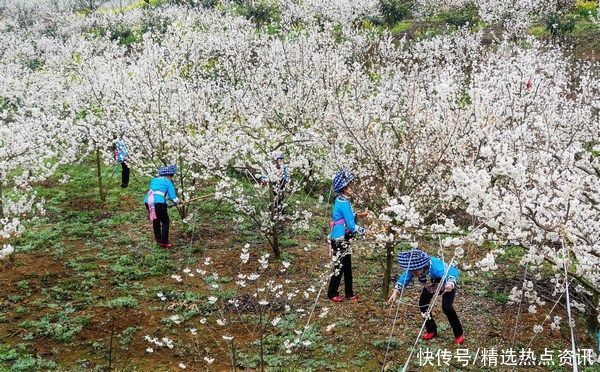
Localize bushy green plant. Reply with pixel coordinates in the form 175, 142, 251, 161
20, 308, 91, 342
379, 0, 413, 26
110, 254, 146, 280
373, 338, 399, 350
238, 1, 280, 28
576, 0, 598, 17
439, 3, 480, 28
169, 0, 218, 7
545, 12, 577, 41
143, 249, 175, 276
118, 326, 141, 350
104, 296, 139, 309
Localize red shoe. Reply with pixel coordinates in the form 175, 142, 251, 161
423, 332, 437, 341
455, 335, 465, 344
159, 242, 174, 248
347, 295, 359, 303
330, 296, 344, 303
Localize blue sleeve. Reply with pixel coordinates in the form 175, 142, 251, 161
447, 265, 459, 285
167, 180, 179, 202
395, 270, 413, 289
283, 165, 290, 182
340, 201, 358, 232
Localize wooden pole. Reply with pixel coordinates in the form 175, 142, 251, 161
167, 194, 212, 208
96, 147, 105, 203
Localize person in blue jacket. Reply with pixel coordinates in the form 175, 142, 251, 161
143, 165, 181, 248
387, 249, 465, 344
327, 170, 368, 303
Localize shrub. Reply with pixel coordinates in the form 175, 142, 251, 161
439, 3, 480, 28
104, 296, 139, 309
379, 0, 413, 26
576, 0, 598, 17
238, 1, 280, 28
545, 12, 577, 41
170, 0, 218, 8
19, 308, 91, 342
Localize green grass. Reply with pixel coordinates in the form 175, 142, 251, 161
372, 338, 399, 350
529, 25, 551, 38
572, 18, 600, 36
391, 21, 413, 35
480, 289, 510, 304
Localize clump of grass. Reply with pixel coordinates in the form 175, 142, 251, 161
19, 308, 91, 342
103, 296, 139, 309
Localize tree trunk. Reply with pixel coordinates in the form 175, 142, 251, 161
269, 184, 281, 259
259, 305, 265, 372
303, 159, 314, 194
0, 180, 4, 219
230, 339, 237, 372
96, 147, 105, 203
588, 293, 599, 335
382, 241, 393, 299
177, 155, 187, 219
271, 213, 281, 260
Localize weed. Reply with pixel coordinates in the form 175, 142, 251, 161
373, 338, 399, 350
16, 280, 29, 291
323, 344, 337, 355
104, 296, 139, 309
143, 249, 175, 276
118, 326, 141, 350
15, 306, 29, 315
20, 307, 91, 342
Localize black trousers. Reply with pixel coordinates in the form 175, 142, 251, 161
419, 286, 463, 337
327, 239, 354, 298
145, 203, 169, 244
121, 162, 130, 188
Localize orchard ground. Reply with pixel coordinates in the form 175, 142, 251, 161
0, 160, 597, 371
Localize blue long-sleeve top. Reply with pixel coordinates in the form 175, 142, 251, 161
143, 177, 180, 204
115, 139, 127, 163
260, 164, 290, 184
281, 165, 290, 183
330, 194, 361, 239
395, 257, 459, 289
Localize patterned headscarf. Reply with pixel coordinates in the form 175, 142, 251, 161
332, 170, 355, 194
158, 164, 177, 177
397, 249, 430, 271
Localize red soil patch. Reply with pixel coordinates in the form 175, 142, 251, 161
68, 199, 104, 211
